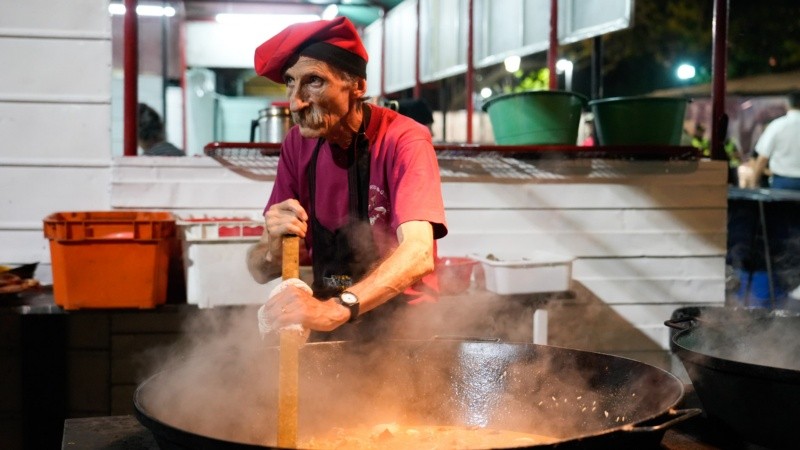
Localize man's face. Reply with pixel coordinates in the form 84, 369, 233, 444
283, 56, 357, 139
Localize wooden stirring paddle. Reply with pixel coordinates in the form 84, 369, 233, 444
277, 234, 303, 447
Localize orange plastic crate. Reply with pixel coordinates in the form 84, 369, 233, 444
43, 211, 176, 310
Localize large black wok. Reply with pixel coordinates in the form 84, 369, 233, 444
668, 310, 800, 449
667, 305, 800, 351
134, 339, 697, 449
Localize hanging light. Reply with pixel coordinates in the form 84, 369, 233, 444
214, 13, 320, 27
108, 3, 176, 17
504, 55, 521, 73
322, 5, 339, 20
676, 63, 696, 80
555, 59, 573, 74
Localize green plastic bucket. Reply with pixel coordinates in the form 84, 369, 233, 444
589, 96, 689, 145
482, 90, 588, 145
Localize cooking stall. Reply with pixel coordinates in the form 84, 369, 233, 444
54, 143, 789, 450
11, 140, 725, 449
6, 0, 800, 448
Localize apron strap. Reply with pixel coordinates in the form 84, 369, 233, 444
349, 105, 371, 220
308, 104, 371, 224
307, 105, 374, 297
308, 137, 325, 223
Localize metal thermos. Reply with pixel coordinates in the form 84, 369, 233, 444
250, 105, 292, 143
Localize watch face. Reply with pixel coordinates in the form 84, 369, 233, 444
340, 292, 358, 305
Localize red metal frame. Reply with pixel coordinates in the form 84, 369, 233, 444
710, 0, 729, 161
204, 141, 700, 161
179, 11, 188, 153
548, 0, 559, 90
380, 7, 387, 99
123, 0, 139, 157
413, 0, 421, 98
465, 0, 475, 143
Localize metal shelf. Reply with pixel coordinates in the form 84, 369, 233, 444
203, 142, 701, 181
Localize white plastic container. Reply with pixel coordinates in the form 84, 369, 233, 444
472, 251, 573, 295
178, 217, 270, 308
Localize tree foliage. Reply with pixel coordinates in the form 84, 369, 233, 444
564, 0, 799, 96
727, 0, 800, 75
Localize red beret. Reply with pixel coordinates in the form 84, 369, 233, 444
254, 16, 368, 84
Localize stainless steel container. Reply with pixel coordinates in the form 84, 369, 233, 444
250, 105, 292, 143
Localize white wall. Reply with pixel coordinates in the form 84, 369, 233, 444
0, 0, 113, 283
110, 157, 729, 350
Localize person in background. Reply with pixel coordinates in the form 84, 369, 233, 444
580, 116, 595, 146
690, 122, 710, 157
396, 98, 434, 131
739, 91, 800, 190
137, 103, 185, 156
246, 17, 448, 342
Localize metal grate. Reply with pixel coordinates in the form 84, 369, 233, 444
204, 142, 701, 182
205, 143, 281, 181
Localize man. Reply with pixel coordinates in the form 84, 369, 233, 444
397, 98, 434, 131
137, 103, 184, 156
740, 91, 800, 190
247, 17, 448, 341
735, 92, 800, 305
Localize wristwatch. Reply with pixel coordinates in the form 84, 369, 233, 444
337, 291, 360, 323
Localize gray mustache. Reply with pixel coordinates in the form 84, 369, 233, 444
292, 108, 324, 128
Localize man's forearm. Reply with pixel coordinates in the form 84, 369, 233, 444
342, 221, 435, 315
752, 155, 769, 180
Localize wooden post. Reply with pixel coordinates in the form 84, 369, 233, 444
277, 235, 301, 447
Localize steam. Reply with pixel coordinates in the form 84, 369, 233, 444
134, 295, 684, 447
686, 309, 800, 371
136, 306, 279, 445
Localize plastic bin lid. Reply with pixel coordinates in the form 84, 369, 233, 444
472, 251, 574, 267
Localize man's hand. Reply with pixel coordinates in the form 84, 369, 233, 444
246, 199, 309, 284
265, 199, 309, 257
738, 156, 769, 189
738, 164, 757, 188
262, 285, 350, 332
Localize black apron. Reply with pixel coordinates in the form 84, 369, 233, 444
307, 106, 394, 341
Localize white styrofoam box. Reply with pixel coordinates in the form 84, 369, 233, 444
178, 218, 270, 308
472, 251, 574, 295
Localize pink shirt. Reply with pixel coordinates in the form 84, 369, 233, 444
266, 104, 448, 302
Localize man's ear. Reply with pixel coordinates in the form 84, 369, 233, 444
352, 78, 367, 99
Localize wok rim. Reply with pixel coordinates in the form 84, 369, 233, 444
672, 326, 800, 382
133, 382, 268, 450
133, 340, 688, 449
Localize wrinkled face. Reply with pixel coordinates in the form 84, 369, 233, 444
284, 56, 361, 139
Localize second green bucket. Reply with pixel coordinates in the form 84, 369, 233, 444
589, 96, 689, 145
482, 90, 587, 145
